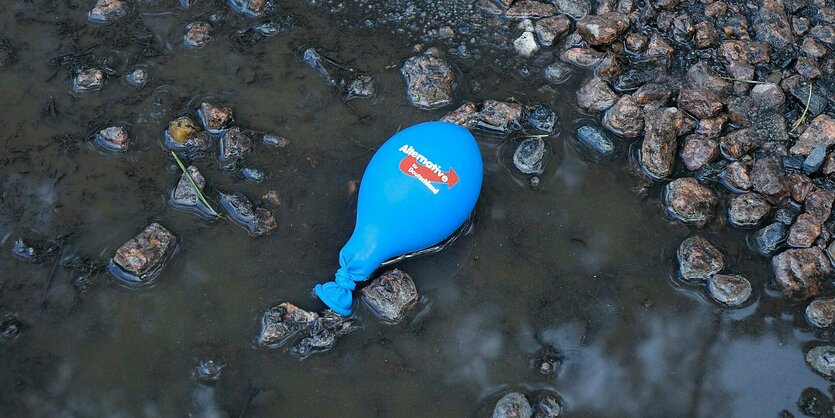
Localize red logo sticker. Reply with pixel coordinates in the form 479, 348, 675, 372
398, 145, 459, 194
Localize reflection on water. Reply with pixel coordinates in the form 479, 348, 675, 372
0, 0, 829, 417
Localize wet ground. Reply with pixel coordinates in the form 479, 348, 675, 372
0, 1, 831, 417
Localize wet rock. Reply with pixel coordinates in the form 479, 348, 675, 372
513, 137, 546, 174
632, 82, 673, 107
788, 213, 821, 248
72, 68, 104, 93
708, 274, 752, 306
559, 48, 605, 67
787, 173, 813, 203
645, 34, 674, 60
677, 235, 724, 281
665, 178, 718, 227
811, 25, 835, 47
110, 223, 176, 283
88, 0, 128, 23
754, 0, 795, 49
198, 103, 234, 134
532, 392, 563, 418
218, 127, 253, 169
171, 165, 206, 206
802, 37, 828, 58
718, 40, 771, 65
694, 21, 719, 49
343, 74, 375, 100
360, 269, 418, 323
66, 257, 106, 292
0, 316, 23, 342
167, 116, 200, 144
772, 247, 832, 298
755, 222, 788, 256
544, 62, 573, 84
680, 135, 718, 171
493, 392, 533, 418
531, 345, 562, 376
796, 57, 822, 80
602, 95, 644, 138
11, 233, 57, 264
122, 69, 148, 88
594, 53, 622, 82
704, 1, 727, 17
640, 108, 679, 179
441, 102, 479, 129
400, 54, 456, 110
262, 134, 288, 147
625, 33, 647, 52
685, 62, 731, 95
807, 297, 835, 328
804, 145, 828, 175
576, 12, 630, 46
552, 0, 591, 19
535, 15, 571, 47
670, 108, 697, 137
193, 357, 226, 383
241, 167, 266, 182
526, 105, 557, 134
576, 77, 618, 112
722, 160, 752, 192
807, 346, 835, 380
719, 128, 756, 160
505, 0, 556, 19
184, 22, 212, 48
95, 126, 130, 152
728, 193, 772, 227
806, 189, 835, 223
289, 310, 358, 359
750, 83, 785, 111
478, 100, 524, 133
790, 115, 835, 157
514, 32, 540, 57
752, 156, 787, 203
302, 48, 336, 85
576, 125, 614, 156
219, 192, 277, 237
228, 0, 268, 17
257, 302, 318, 348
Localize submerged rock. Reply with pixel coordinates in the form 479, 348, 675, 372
193, 357, 226, 383
95, 126, 130, 152
110, 223, 177, 285
360, 269, 419, 324
727, 193, 772, 227
513, 32, 540, 57
400, 54, 456, 110
478, 100, 523, 133
526, 105, 557, 134
640, 108, 679, 179
576, 77, 618, 112
289, 310, 359, 360
664, 178, 718, 227
184, 22, 212, 48
257, 302, 319, 348
198, 102, 234, 134
228, 0, 268, 17
535, 15, 571, 47
11, 233, 57, 264
513, 137, 546, 174
343, 74, 376, 100
262, 134, 288, 147
533, 392, 563, 418
807, 297, 835, 328
493, 392, 533, 418
218, 127, 253, 170
807, 346, 835, 380
677, 235, 724, 281
171, 165, 206, 206
708, 274, 752, 306
125, 68, 148, 87
240, 167, 266, 182
544, 61, 573, 84
72, 68, 104, 93
0, 316, 23, 342
219, 192, 277, 237
754, 222, 788, 256
88, 0, 128, 23
552, 0, 590, 19
772, 247, 832, 298
167, 116, 200, 144
575, 125, 614, 156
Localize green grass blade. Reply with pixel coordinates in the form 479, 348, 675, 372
790, 85, 813, 133
170, 151, 220, 217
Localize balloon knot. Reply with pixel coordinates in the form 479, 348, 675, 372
334, 268, 357, 291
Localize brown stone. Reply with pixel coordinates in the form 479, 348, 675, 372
535, 15, 571, 47
184, 22, 212, 48
719, 128, 757, 159
796, 56, 822, 80
802, 37, 828, 58
576, 12, 631, 46
727, 192, 772, 227
810, 24, 835, 47
685, 62, 731, 94
723, 160, 752, 191
505, 0, 557, 19
705, 1, 727, 17
694, 21, 719, 48
790, 115, 835, 156
752, 156, 787, 203
560, 48, 605, 67
680, 135, 719, 171
625, 33, 647, 52
750, 83, 785, 110
772, 247, 832, 298
632, 82, 673, 106
576, 77, 619, 112
645, 34, 674, 59
718, 40, 771, 64
595, 53, 622, 81
199, 102, 233, 132
664, 178, 718, 226
172, 165, 206, 206
88, 0, 128, 23
805, 189, 835, 223
113, 223, 176, 278
806, 297, 835, 328
823, 153, 835, 175
96, 126, 130, 151
696, 114, 728, 138
640, 108, 679, 179
677, 235, 724, 280
677, 87, 723, 119
787, 173, 813, 203
754, 0, 795, 49
440, 102, 479, 129
788, 213, 822, 248
602, 95, 644, 138
401, 54, 457, 110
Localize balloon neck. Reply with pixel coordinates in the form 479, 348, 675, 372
314, 266, 367, 316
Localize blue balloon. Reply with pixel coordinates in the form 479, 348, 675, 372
315, 121, 483, 315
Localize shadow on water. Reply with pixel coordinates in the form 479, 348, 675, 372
0, 0, 829, 417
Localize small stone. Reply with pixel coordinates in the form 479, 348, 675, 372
514, 31, 540, 57
513, 137, 546, 174
343, 74, 376, 100
750, 83, 785, 111
505, 0, 557, 19
772, 247, 832, 298
754, 0, 795, 49
526, 105, 557, 134
441, 102, 480, 129
11, 233, 57, 264
125, 68, 148, 87
595, 53, 622, 82
824, 153, 835, 176
807, 297, 835, 328
665, 178, 718, 227
0, 316, 23, 342
680, 135, 719, 171
796, 56, 822, 80
72, 68, 105, 93
184, 22, 212, 48
241, 167, 266, 182
576, 77, 618, 112
807, 346, 835, 380
787, 173, 813, 202
88, 0, 128, 23
199, 102, 234, 134
560, 48, 605, 67
262, 134, 288, 147
602, 95, 644, 138
718, 40, 771, 65
257, 302, 319, 348
532, 392, 563, 418
219, 192, 277, 237
625, 33, 647, 52
640, 108, 679, 179
790, 115, 835, 157
708, 274, 752, 306
752, 156, 787, 203
360, 269, 419, 324
788, 213, 821, 248
802, 37, 828, 58
261, 190, 281, 206
754, 222, 788, 256
289, 311, 358, 359
535, 15, 571, 47
576, 12, 631, 46
806, 189, 835, 223
193, 357, 226, 383
95, 126, 130, 152
167, 116, 200, 144
400, 54, 456, 110
218, 127, 253, 169
172, 165, 206, 206
705, 1, 727, 17
575, 125, 614, 156
632, 82, 673, 106
111, 223, 176, 282
544, 62, 573, 84
722, 160, 752, 192
228, 0, 269, 17
694, 21, 719, 48
727, 192, 772, 227
677, 235, 724, 281
811, 25, 835, 47
645, 34, 674, 59
493, 392, 533, 418
719, 128, 757, 160
551, 0, 591, 19
685, 62, 731, 95
476, 100, 523, 134
804, 145, 828, 175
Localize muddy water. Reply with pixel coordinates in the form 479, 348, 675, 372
0, 1, 827, 417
